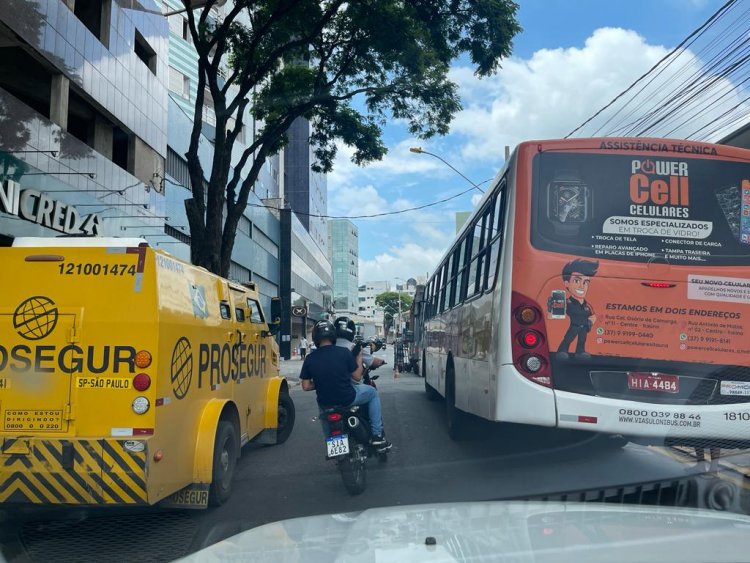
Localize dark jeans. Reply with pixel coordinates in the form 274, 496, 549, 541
558, 324, 588, 354
300, 348, 307, 359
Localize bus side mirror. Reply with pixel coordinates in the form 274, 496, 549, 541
265, 297, 282, 337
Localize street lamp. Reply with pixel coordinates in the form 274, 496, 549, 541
409, 147, 486, 194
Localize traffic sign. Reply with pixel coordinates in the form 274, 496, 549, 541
291, 306, 307, 317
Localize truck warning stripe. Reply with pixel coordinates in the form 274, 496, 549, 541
1, 472, 44, 503
1, 439, 147, 505
101, 440, 147, 490
32, 444, 90, 504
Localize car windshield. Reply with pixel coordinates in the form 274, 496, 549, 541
3, 1, 750, 562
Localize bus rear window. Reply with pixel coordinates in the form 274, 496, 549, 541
531, 152, 750, 266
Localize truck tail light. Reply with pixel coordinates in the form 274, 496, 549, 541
133, 373, 151, 391
135, 350, 152, 369
511, 292, 552, 388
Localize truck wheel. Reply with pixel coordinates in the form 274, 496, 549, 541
275, 391, 295, 445
208, 421, 238, 506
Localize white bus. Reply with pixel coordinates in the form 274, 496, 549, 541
421, 137, 750, 444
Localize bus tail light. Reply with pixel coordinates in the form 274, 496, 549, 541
133, 373, 151, 391
511, 292, 552, 388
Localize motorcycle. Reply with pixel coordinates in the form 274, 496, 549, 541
322, 362, 388, 495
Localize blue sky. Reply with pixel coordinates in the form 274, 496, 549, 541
327, 0, 726, 284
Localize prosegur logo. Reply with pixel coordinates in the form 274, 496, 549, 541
13, 296, 58, 340
171, 336, 193, 400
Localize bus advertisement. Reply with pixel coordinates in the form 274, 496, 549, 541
420, 138, 750, 444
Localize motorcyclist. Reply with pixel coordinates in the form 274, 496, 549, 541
333, 316, 386, 371
300, 320, 391, 450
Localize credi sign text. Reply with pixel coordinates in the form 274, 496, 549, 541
0, 179, 102, 235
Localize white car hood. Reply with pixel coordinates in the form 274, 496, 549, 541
179, 501, 750, 562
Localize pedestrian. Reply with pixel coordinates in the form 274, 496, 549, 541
393, 338, 405, 378
299, 335, 308, 359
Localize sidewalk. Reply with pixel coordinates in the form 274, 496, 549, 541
279, 358, 303, 381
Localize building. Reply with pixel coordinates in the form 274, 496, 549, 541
395, 277, 418, 298
0, 0, 169, 245
284, 117, 328, 255
328, 219, 359, 314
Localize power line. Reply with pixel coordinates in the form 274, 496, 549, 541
566, 0, 740, 138
166, 177, 486, 220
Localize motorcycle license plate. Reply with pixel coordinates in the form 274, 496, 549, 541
326, 435, 349, 457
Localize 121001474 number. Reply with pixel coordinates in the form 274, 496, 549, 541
57, 263, 136, 276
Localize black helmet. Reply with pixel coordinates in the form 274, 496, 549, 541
312, 320, 337, 347
368, 336, 383, 353
334, 316, 356, 342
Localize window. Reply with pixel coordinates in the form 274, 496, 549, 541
227, 117, 246, 144
169, 67, 190, 98
457, 236, 471, 303
134, 30, 157, 74
486, 186, 506, 289
220, 302, 231, 320
74, 0, 110, 47
247, 299, 265, 324
238, 216, 252, 238
202, 87, 216, 126
235, 308, 246, 322
438, 262, 449, 312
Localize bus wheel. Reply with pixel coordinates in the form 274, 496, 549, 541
445, 368, 466, 441
425, 378, 440, 401
275, 391, 296, 445
209, 421, 238, 506
413, 362, 420, 377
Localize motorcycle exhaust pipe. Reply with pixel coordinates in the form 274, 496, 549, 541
347, 416, 369, 441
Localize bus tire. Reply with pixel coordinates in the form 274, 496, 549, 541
445, 367, 466, 441
413, 361, 420, 377
208, 421, 238, 507
425, 378, 440, 401
275, 391, 296, 445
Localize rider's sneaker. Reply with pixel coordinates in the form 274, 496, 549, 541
371, 435, 392, 451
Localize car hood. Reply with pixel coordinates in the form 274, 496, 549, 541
178, 501, 750, 562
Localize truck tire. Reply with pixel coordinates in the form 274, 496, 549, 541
275, 391, 295, 445
208, 421, 238, 506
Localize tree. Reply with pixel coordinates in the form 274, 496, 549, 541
376, 291, 412, 334
181, 0, 521, 276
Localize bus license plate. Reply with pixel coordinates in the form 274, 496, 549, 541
627, 373, 679, 393
326, 435, 349, 457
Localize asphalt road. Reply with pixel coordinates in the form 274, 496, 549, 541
0, 350, 734, 562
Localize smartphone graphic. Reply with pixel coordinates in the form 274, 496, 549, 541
547, 290, 567, 319
741, 180, 750, 245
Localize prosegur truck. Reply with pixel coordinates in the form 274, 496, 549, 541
0, 238, 294, 508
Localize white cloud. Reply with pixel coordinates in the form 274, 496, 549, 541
470, 193, 483, 207
359, 242, 446, 284
449, 27, 750, 157
450, 28, 669, 159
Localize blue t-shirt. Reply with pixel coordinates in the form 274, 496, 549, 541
300, 344, 357, 406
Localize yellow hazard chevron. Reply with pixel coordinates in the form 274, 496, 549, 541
0, 438, 148, 505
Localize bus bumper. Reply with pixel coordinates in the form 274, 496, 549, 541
555, 390, 750, 439
0, 437, 149, 506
